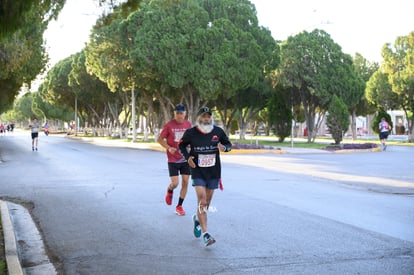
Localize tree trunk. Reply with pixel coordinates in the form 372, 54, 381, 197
182, 85, 203, 124
131, 89, 137, 142
351, 109, 357, 140
239, 114, 246, 140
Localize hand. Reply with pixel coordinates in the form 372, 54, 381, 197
188, 156, 196, 168
167, 147, 177, 154
218, 143, 226, 152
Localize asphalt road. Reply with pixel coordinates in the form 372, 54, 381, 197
0, 131, 413, 274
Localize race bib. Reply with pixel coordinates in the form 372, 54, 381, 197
174, 131, 185, 142
198, 154, 216, 167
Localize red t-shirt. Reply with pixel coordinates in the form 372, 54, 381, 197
159, 119, 192, 163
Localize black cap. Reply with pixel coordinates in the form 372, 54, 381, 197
197, 107, 212, 117
174, 104, 186, 112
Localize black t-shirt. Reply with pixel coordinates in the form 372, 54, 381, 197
179, 126, 232, 180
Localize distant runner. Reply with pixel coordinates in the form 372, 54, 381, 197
29, 118, 41, 151
378, 117, 390, 151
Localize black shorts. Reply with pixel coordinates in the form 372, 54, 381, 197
168, 162, 191, 177
31, 133, 39, 139
379, 131, 389, 140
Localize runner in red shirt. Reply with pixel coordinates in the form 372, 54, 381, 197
157, 104, 192, 215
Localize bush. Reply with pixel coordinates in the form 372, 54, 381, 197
326, 96, 349, 144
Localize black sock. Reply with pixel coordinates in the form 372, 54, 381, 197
177, 197, 184, 206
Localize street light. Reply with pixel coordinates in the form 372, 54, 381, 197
74, 93, 78, 136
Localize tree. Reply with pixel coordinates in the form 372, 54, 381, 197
0, 0, 65, 113
381, 31, 414, 141
0, 0, 64, 38
69, 50, 120, 134
326, 95, 349, 144
197, 0, 273, 130
5, 94, 36, 123
126, 0, 275, 131
267, 85, 292, 142
275, 29, 359, 142
125, 0, 207, 123
366, 71, 399, 110
348, 53, 376, 140
40, 56, 76, 111
0, 0, 138, 114
352, 53, 379, 135
234, 77, 275, 140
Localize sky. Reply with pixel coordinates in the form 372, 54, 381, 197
38, 0, 414, 88
250, 0, 414, 62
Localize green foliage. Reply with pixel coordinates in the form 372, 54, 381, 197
267, 86, 292, 142
366, 70, 399, 110
381, 31, 414, 137
40, 56, 75, 108
275, 29, 359, 142
326, 95, 349, 144
0, 0, 65, 113
123, 0, 277, 124
0, 0, 64, 38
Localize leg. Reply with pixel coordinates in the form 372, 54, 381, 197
179, 174, 189, 202
195, 185, 216, 246
195, 186, 216, 233
174, 174, 189, 215
195, 186, 208, 233
168, 176, 179, 191
205, 188, 215, 210
166, 163, 180, 206
165, 175, 178, 206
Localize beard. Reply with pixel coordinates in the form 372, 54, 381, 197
196, 119, 214, 134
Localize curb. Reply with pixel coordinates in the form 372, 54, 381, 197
66, 136, 383, 154
0, 200, 24, 275
226, 149, 288, 154
333, 147, 381, 154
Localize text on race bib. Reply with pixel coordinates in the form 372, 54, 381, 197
198, 154, 216, 167
174, 131, 185, 142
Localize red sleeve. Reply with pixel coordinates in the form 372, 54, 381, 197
159, 122, 170, 139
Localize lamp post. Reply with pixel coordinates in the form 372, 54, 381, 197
74, 93, 78, 137
291, 104, 294, 148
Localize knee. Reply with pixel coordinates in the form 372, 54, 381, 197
198, 200, 209, 214
170, 179, 179, 188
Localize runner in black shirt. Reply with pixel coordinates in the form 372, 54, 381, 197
179, 107, 232, 246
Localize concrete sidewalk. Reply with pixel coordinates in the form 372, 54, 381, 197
1, 200, 57, 275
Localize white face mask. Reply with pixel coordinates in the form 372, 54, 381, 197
196, 117, 213, 134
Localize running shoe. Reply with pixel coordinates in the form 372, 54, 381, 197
192, 214, 201, 238
383, 144, 387, 151
165, 188, 173, 205
175, 205, 186, 216
203, 232, 216, 246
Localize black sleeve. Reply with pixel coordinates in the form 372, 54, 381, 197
220, 129, 232, 152
178, 128, 191, 160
